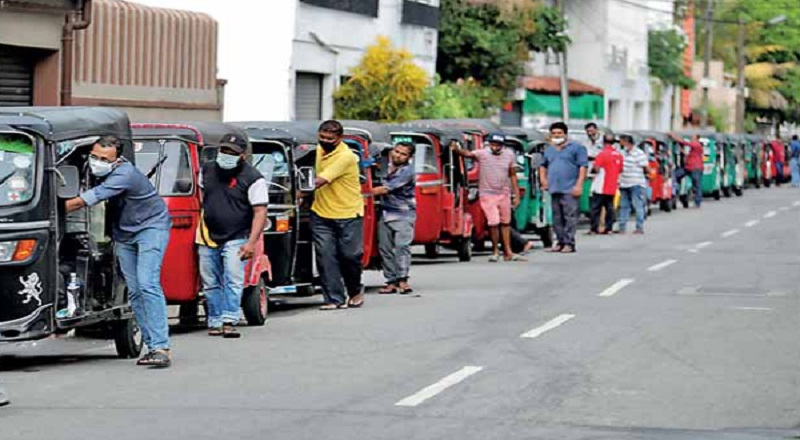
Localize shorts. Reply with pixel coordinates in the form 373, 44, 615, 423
479, 193, 512, 226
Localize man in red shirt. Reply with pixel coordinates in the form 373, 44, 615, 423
771, 140, 786, 185
670, 133, 704, 208
589, 134, 623, 234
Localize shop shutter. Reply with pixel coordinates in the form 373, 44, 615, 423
295, 72, 323, 120
0, 45, 33, 107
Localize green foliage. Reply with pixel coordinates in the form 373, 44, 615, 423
648, 28, 695, 89
419, 77, 497, 119
525, 6, 570, 53
334, 37, 429, 122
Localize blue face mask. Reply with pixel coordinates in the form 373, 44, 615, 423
89, 157, 116, 177
216, 152, 240, 170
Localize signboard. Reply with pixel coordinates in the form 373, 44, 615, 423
4, 0, 79, 11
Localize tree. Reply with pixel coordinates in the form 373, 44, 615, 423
334, 37, 429, 122
648, 28, 695, 88
419, 77, 496, 119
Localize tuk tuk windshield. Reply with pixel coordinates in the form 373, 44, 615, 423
252, 143, 291, 202
414, 144, 438, 175
134, 140, 194, 195
0, 133, 36, 207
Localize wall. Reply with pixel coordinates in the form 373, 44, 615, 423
293, 0, 439, 119
690, 60, 736, 131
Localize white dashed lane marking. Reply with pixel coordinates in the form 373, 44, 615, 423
744, 220, 760, 228
395, 366, 484, 407
521, 314, 576, 338
764, 211, 777, 219
721, 229, 740, 238
597, 279, 635, 297
647, 260, 677, 272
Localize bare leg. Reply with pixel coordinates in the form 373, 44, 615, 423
489, 225, 500, 256
501, 224, 513, 258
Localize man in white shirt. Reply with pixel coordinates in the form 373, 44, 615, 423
618, 135, 650, 234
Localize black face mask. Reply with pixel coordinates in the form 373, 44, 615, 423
319, 140, 338, 152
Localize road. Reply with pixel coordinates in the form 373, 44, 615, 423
2, 188, 800, 440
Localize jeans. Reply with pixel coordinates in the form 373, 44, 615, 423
551, 193, 579, 247
619, 186, 645, 232
199, 238, 248, 329
378, 217, 415, 283
116, 227, 171, 351
676, 168, 703, 207
311, 214, 364, 306
589, 193, 615, 233
776, 162, 784, 185
790, 158, 800, 187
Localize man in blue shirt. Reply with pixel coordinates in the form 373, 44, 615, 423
790, 135, 800, 188
65, 136, 172, 368
539, 122, 588, 253
373, 142, 416, 294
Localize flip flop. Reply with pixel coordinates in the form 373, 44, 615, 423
488, 254, 500, 262
319, 303, 348, 310
379, 285, 399, 294
504, 254, 527, 262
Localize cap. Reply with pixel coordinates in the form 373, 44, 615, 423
219, 133, 247, 154
487, 133, 506, 144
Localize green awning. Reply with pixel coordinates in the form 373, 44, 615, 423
523, 91, 605, 120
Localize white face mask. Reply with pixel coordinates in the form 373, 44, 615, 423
551, 137, 566, 145
216, 152, 240, 170
89, 157, 115, 177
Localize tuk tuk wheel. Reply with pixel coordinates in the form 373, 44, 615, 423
733, 186, 743, 197
113, 317, 143, 359
424, 244, 440, 259
679, 194, 689, 209
659, 199, 672, 213
537, 226, 553, 249
722, 186, 731, 198
178, 302, 202, 327
457, 238, 472, 262
712, 189, 721, 200
242, 279, 268, 326
670, 197, 678, 211
764, 178, 771, 188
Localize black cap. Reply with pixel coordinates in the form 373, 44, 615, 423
219, 133, 247, 154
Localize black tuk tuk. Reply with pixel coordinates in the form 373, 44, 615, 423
0, 107, 142, 358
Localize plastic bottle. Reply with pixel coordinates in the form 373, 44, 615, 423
56, 273, 80, 319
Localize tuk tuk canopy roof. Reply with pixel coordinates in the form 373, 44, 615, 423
339, 120, 392, 145
232, 121, 320, 146
501, 126, 546, 143
392, 123, 465, 146
675, 129, 723, 140
628, 130, 670, 144
412, 119, 502, 134
0, 107, 131, 143
132, 121, 250, 149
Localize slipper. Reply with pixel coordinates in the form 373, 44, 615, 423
548, 245, 564, 253
208, 327, 223, 337
504, 254, 527, 262
379, 285, 399, 294
319, 303, 348, 310
222, 324, 241, 339
348, 293, 365, 308
488, 254, 500, 262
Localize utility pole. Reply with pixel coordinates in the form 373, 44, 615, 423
556, 0, 570, 123
700, 0, 714, 129
735, 17, 746, 133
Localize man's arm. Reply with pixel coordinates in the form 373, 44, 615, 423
65, 167, 130, 213
509, 164, 520, 208
539, 167, 549, 190
314, 151, 356, 189
451, 141, 477, 159
239, 178, 269, 260
572, 146, 589, 197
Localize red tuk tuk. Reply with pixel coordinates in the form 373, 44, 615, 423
390, 124, 475, 261
632, 130, 675, 212
131, 123, 270, 326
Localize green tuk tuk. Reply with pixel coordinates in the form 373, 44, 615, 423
721, 134, 744, 197
743, 134, 764, 188
502, 127, 553, 248
676, 130, 722, 201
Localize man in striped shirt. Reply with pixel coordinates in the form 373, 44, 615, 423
618, 135, 649, 234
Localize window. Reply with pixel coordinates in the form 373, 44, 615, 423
133, 140, 193, 196
401, 0, 440, 29
252, 142, 292, 205
414, 143, 438, 175
0, 132, 35, 207
300, 0, 379, 18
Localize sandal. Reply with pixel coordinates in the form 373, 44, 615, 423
379, 284, 399, 294
320, 303, 348, 310
398, 282, 414, 294
222, 323, 241, 339
504, 254, 527, 262
560, 245, 576, 254
488, 254, 500, 262
136, 351, 155, 366
548, 245, 564, 253
208, 327, 223, 337
348, 293, 365, 308
137, 350, 171, 368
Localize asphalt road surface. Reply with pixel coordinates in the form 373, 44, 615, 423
2, 188, 800, 440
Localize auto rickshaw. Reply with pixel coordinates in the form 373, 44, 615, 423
631, 130, 675, 212
391, 123, 475, 261
0, 107, 142, 358
131, 122, 271, 326
720, 134, 744, 197
675, 130, 722, 201
502, 127, 554, 248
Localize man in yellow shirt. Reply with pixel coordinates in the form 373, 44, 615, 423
311, 120, 365, 310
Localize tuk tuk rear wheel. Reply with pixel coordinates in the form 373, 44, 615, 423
733, 186, 743, 197
113, 317, 143, 359
659, 199, 672, 213
538, 226, 553, 249
242, 279, 268, 326
722, 186, 731, 198
712, 189, 721, 200
457, 238, 472, 262
178, 302, 202, 327
679, 194, 689, 209
424, 244, 439, 259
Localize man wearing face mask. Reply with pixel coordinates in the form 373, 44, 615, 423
197, 134, 268, 338
453, 133, 523, 262
540, 122, 588, 253
65, 135, 173, 367
589, 134, 623, 234
310, 120, 365, 310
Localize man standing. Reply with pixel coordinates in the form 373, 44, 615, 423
540, 122, 588, 253
311, 120, 365, 309
583, 122, 603, 159
373, 142, 416, 294
789, 135, 800, 187
618, 135, 649, 234
197, 134, 268, 338
670, 133, 704, 208
453, 133, 524, 262
589, 134, 623, 234
65, 136, 172, 368
771, 139, 786, 186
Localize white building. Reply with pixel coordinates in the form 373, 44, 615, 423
292, 0, 439, 120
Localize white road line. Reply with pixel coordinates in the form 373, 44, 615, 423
794, 201, 800, 207
597, 279, 635, 297
521, 314, 576, 338
721, 229, 740, 238
647, 259, 677, 272
764, 211, 777, 218
731, 307, 773, 311
779, 206, 790, 212
395, 366, 484, 407
745, 220, 760, 228
695, 241, 713, 249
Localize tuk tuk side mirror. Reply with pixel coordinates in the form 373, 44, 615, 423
297, 166, 315, 192
57, 165, 80, 199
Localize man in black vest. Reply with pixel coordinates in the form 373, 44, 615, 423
198, 134, 268, 338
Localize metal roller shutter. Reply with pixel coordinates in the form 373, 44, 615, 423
295, 72, 323, 120
0, 45, 33, 107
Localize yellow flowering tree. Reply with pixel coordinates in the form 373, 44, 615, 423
334, 36, 429, 122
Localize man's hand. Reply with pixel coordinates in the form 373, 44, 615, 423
512, 196, 520, 209
239, 241, 257, 261
571, 184, 583, 197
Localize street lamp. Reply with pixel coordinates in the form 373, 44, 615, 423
735, 14, 787, 133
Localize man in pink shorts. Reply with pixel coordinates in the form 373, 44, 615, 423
453, 133, 523, 262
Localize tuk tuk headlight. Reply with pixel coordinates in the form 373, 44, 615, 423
0, 240, 37, 263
